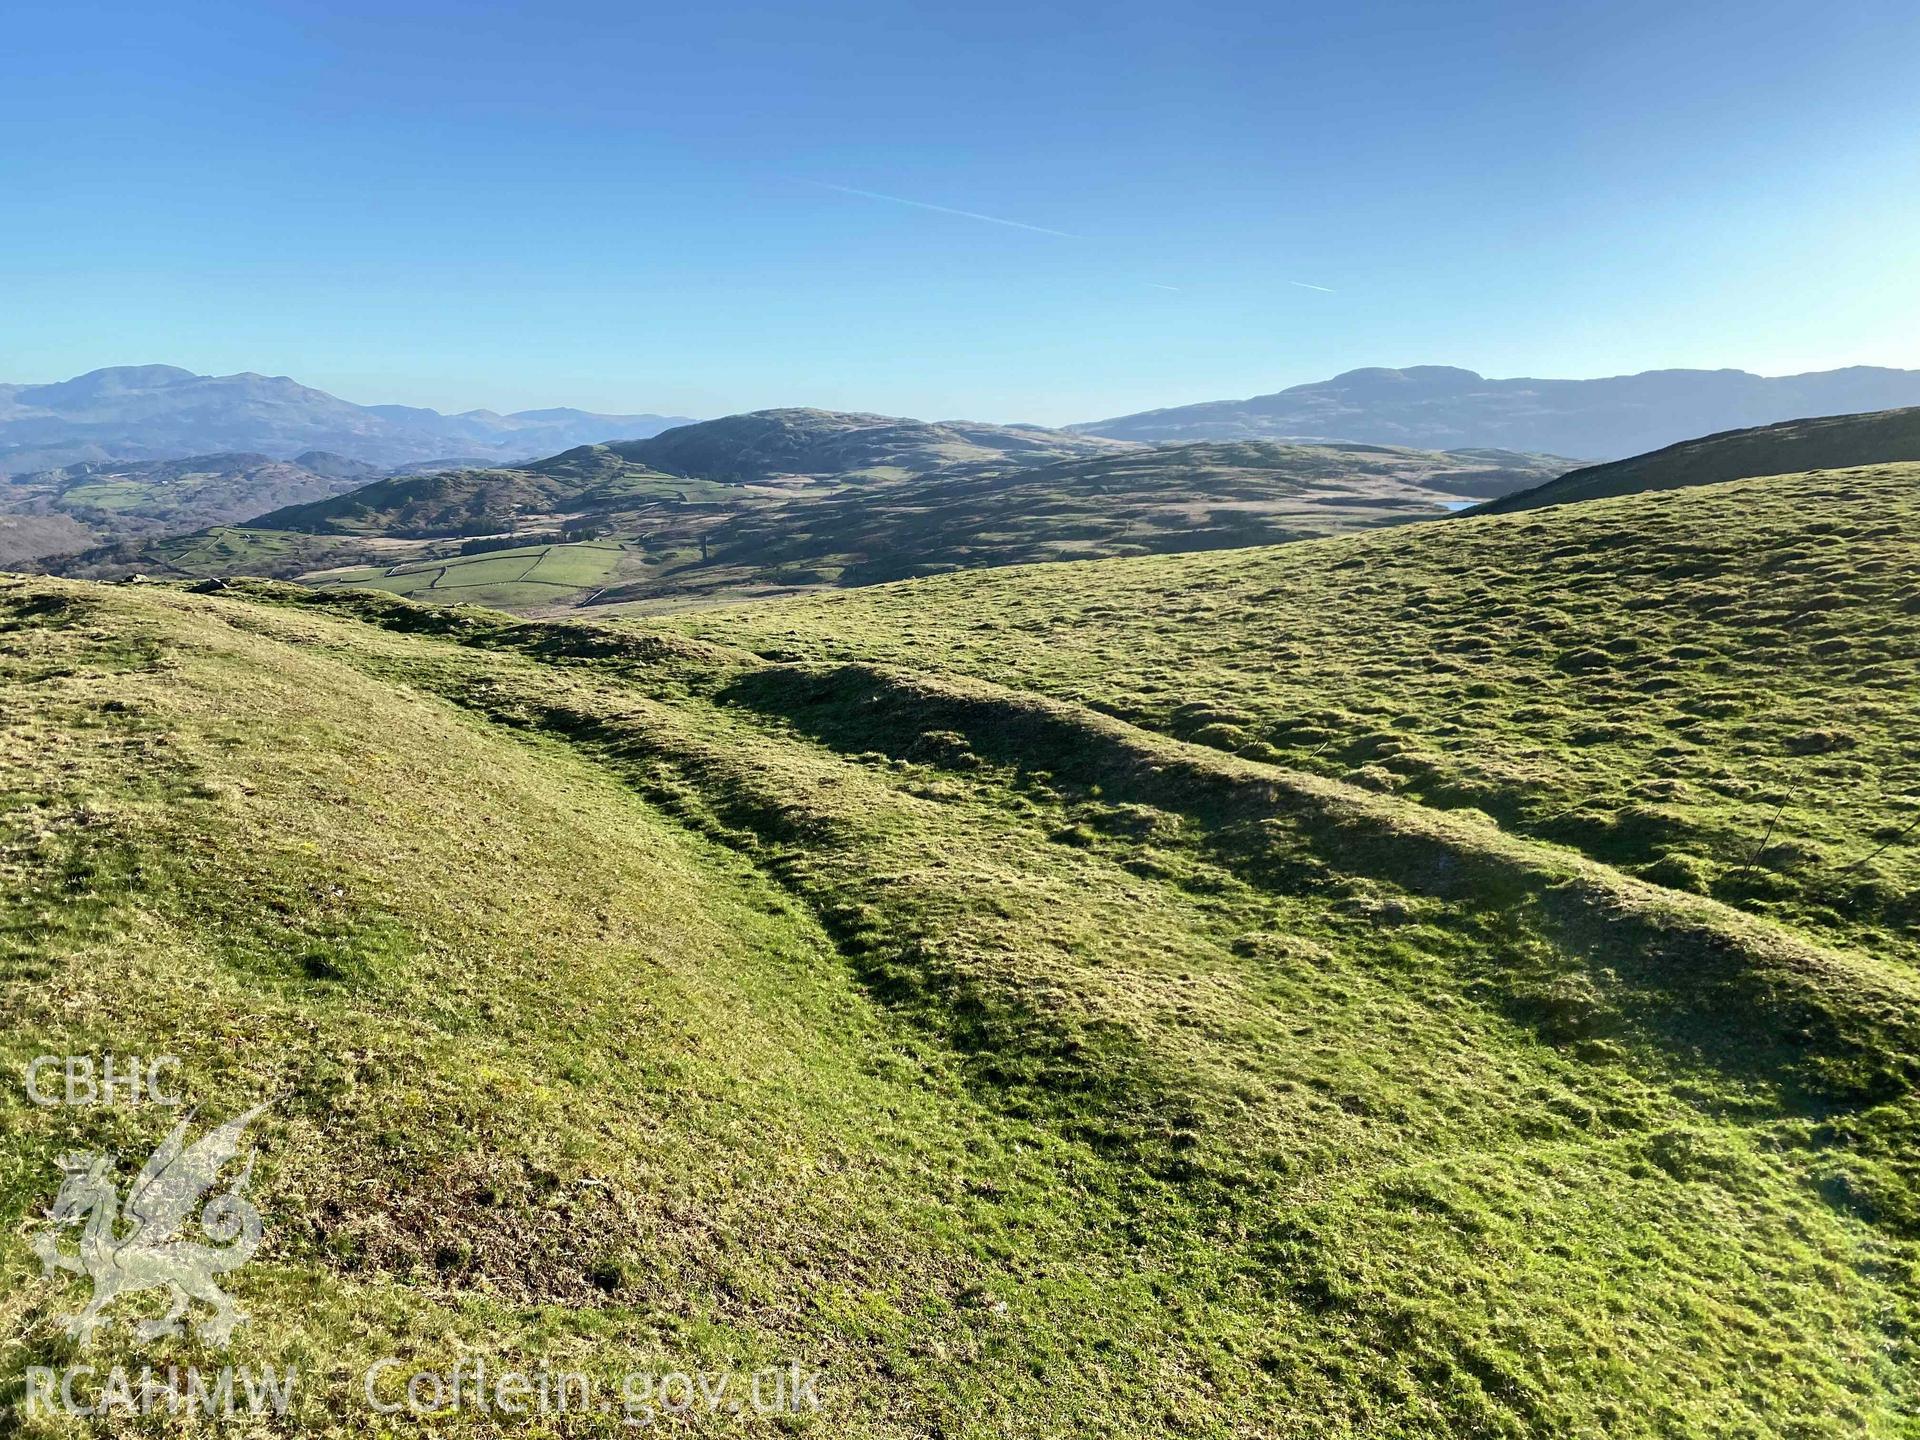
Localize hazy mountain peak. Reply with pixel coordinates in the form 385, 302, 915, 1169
19, 363, 200, 403
1073, 363, 1920, 457
0, 364, 694, 475
1322, 365, 1486, 389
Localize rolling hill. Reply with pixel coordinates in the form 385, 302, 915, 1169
4, 458, 1917, 1434
613, 407, 1132, 482
0, 364, 692, 474
1471, 404, 1920, 514
244, 449, 713, 539
42, 430, 1567, 613
1071, 363, 1920, 458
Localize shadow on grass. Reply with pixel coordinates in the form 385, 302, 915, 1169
718, 661, 1920, 1114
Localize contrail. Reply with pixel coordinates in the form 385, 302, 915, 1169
1148, 283, 1182, 292
811, 182, 1082, 239
1290, 280, 1336, 293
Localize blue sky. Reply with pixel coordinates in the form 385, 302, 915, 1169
3, 0, 1916, 423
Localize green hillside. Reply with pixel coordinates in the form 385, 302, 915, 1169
4, 460, 1918, 1434
1473, 405, 1920, 514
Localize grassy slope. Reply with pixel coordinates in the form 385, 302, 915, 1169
1475, 406, 1920, 515
2, 580, 1168, 1435
4, 512, 1919, 1436
680, 463, 1920, 976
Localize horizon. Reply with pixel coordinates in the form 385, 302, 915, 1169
4, 0, 1917, 425
15, 356, 1920, 430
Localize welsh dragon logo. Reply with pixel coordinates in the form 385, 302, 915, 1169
31, 1104, 267, 1346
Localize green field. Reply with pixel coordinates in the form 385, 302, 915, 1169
155, 526, 377, 577
47, 480, 154, 512
313, 539, 631, 608
3, 460, 1918, 1434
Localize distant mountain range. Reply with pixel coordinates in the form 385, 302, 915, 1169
16, 362, 1920, 484
1070, 365, 1920, 459
0, 364, 692, 475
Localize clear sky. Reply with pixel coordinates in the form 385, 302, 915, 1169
3, 0, 1916, 424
